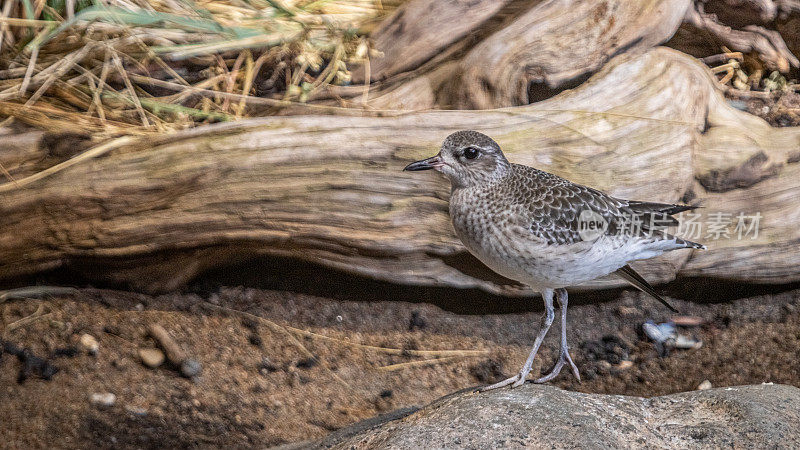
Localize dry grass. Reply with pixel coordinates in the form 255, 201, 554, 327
0, 0, 402, 137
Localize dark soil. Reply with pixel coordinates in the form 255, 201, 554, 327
2, 284, 799, 448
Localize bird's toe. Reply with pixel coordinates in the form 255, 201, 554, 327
478, 373, 522, 392
566, 354, 581, 381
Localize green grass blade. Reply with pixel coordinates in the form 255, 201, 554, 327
27, 5, 265, 51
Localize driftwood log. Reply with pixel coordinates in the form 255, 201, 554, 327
2, 47, 799, 293
1, 0, 799, 294
331, 0, 798, 110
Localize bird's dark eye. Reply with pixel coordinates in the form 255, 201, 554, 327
463, 146, 480, 159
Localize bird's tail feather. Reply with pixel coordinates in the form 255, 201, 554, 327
680, 239, 706, 250
626, 201, 702, 231
627, 201, 700, 216
614, 264, 678, 313
671, 235, 706, 250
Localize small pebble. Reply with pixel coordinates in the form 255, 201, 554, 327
674, 334, 702, 350
671, 316, 705, 327
125, 405, 148, 416
616, 360, 634, 371
180, 359, 202, 378
90, 392, 116, 407
615, 306, 638, 317
138, 348, 165, 368
697, 380, 713, 390
79, 334, 99, 355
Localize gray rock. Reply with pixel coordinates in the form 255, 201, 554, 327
180, 359, 202, 378
319, 384, 800, 448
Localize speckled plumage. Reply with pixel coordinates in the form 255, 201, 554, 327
404, 130, 706, 390
413, 130, 703, 291
449, 162, 702, 290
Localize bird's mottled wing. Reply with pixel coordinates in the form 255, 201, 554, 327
499, 165, 631, 246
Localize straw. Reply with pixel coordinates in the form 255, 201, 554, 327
0, 0, 402, 134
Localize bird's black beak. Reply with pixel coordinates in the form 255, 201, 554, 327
403, 155, 444, 171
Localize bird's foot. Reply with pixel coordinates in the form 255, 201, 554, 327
478, 369, 530, 392
535, 348, 580, 384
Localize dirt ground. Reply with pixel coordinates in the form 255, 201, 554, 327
2, 278, 799, 448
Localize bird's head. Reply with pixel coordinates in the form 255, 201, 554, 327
403, 130, 511, 188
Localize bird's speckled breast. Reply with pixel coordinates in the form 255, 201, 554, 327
449, 185, 552, 287
448, 185, 652, 290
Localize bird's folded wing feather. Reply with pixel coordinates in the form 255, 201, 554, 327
500, 165, 630, 246
500, 165, 696, 247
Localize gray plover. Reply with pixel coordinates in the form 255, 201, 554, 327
404, 130, 705, 391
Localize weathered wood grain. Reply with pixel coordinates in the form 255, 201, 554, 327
351, 0, 514, 84
2, 48, 798, 293
449, 0, 692, 108
344, 0, 692, 110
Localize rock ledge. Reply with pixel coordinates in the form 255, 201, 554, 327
318, 384, 800, 448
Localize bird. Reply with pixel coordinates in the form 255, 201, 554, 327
403, 130, 705, 391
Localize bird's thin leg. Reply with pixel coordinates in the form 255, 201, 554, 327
479, 289, 555, 392
535, 288, 580, 383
